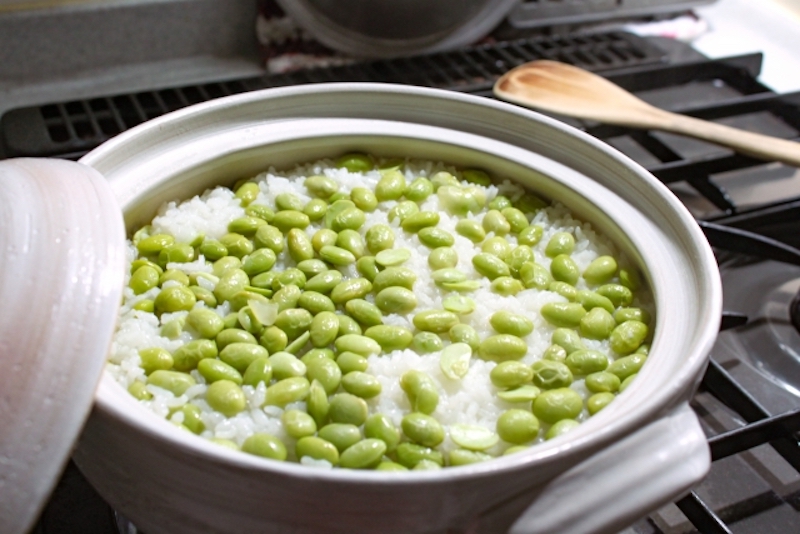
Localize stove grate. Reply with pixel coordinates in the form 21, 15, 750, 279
0, 31, 664, 160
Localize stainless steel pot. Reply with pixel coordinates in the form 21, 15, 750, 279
65, 83, 720, 534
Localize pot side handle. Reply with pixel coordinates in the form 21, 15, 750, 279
509, 402, 710, 534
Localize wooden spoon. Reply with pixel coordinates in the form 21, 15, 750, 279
493, 60, 800, 168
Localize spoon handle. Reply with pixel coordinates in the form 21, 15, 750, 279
651, 109, 800, 167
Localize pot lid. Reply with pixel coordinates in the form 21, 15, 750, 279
0, 158, 125, 534
274, 0, 520, 58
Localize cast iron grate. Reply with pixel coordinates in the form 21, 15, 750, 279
0, 30, 664, 160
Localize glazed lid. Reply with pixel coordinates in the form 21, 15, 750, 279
0, 159, 126, 534
274, 0, 520, 58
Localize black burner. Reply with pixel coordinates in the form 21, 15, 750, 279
790, 288, 800, 335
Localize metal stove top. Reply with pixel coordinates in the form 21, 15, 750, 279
5, 23, 800, 534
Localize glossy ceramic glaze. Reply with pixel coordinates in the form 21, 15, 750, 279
73, 84, 721, 534
0, 159, 125, 534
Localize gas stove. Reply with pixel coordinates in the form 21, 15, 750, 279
4, 2, 800, 533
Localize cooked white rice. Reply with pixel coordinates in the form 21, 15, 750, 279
107, 157, 651, 466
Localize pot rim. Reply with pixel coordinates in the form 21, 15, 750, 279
82, 82, 722, 484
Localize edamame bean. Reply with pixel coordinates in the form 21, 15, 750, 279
375, 286, 418, 314
336, 351, 369, 374
501, 207, 528, 234
214, 268, 249, 303
334, 334, 381, 356
388, 200, 419, 223
496, 409, 540, 444
307, 379, 329, 427
401, 211, 439, 233
551, 328, 585, 354
550, 254, 580, 285
235, 182, 260, 206
295, 436, 339, 465
375, 169, 406, 201
411, 332, 443, 354
154, 285, 196, 314
272, 210, 310, 232
540, 302, 587, 328
365, 224, 395, 254
345, 299, 383, 327
477, 335, 528, 362
253, 224, 284, 254
400, 370, 439, 414
179, 404, 205, 434
519, 261, 552, 290
448, 324, 479, 350
245, 204, 274, 223
318, 423, 362, 453
565, 349, 609, 376
375, 248, 411, 267
609, 320, 649, 355
242, 433, 287, 461
545, 232, 575, 257
576, 290, 615, 314
490, 311, 534, 337
350, 187, 378, 212
443, 295, 476, 316
496, 385, 540, 403
186, 308, 225, 339
189, 285, 217, 307
129, 265, 160, 294
364, 414, 401, 452
342, 371, 382, 399
364, 325, 414, 352
219, 342, 269, 372
517, 224, 544, 247
282, 409, 318, 439
298, 291, 336, 314
206, 380, 247, 417
269, 351, 307, 380
583, 256, 618, 285
504, 245, 534, 276
587, 392, 615, 415
305, 356, 342, 394
274, 308, 313, 340
331, 207, 366, 233
305, 269, 343, 294
395, 443, 443, 468
272, 268, 306, 291
219, 233, 253, 258
228, 216, 266, 236
339, 439, 387, 470
449, 424, 499, 451
309, 311, 341, 348
147, 370, 196, 396
328, 392, 368, 426
607, 352, 647, 380
412, 309, 459, 333
545, 419, 581, 440
472, 253, 511, 280
197, 358, 243, 385
272, 284, 302, 311
490, 361, 534, 389
372, 266, 416, 293
356, 256, 380, 282
418, 227, 454, 249
579, 307, 616, 340
532, 388, 583, 424
159, 269, 190, 286
264, 377, 310, 406
137, 233, 174, 255
311, 228, 337, 253
303, 198, 328, 221
585, 371, 621, 393
275, 192, 305, 212
405, 177, 433, 202
428, 247, 458, 271
614, 307, 651, 325
401, 413, 444, 447
455, 219, 486, 243
337, 314, 363, 336
330, 278, 373, 304
242, 357, 272, 387
482, 210, 511, 236
286, 228, 314, 262
305, 174, 339, 198
531, 360, 574, 389
172, 339, 218, 372
138, 347, 174, 375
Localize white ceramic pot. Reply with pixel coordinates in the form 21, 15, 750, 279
70, 84, 721, 534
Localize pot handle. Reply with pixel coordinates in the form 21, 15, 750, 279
509, 402, 709, 534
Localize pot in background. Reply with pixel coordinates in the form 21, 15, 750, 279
72, 83, 721, 534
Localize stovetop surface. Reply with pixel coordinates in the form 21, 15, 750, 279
6, 26, 800, 534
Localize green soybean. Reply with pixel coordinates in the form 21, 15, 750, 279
318, 423, 362, 453
295, 436, 339, 465
330, 278, 373, 304
147, 370, 196, 396
585, 371, 621, 393
282, 409, 318, 439
551, 328, 586, 354
198, 358, 243, 385
375, 286, 418, 314
496, 409, 540, 444
583, 256, 618, 285
364, 413, 401, 452
345, 299, 383, 327
532, 388, 583, 424
541, 302, 587, 328
264, 377, 310, 406
607, 352, 647, 380
172, 339, 218, 372
154, 285, 196, 314
545, 419, 581, 440
199, 239, 228, 261
364, 325, 414, 352
477, 335, 527, 362
375, 169, 406, 201
305, 174, 339, 198
401, 413, 445, 447
372, 266, 416, 293
339, 439, 387, 469
303, 198, 328, 221
531, 360, 574, 389
365, 224, 395, 254
411, 332, 443, 354
351, 187, 378, 212
413, 309, 459, 333
335, 334, 381, 356
242, 357, 272, 387
206, 380, 247, 417
473, 253, 511, 280
579, 307, 617, 340
341, 371, 382, 399
242, 433, 287, 461
490, 361, 534, 389
545, 232, 575, 257
405, 177, 433, 202
565, 349, 609, 376
138, 347, 174, 375
336, 351, 369, 374
609, 320, 649, 355
587, 392, 616, 415
305, 269, 343, 294
400, 370, 439, 415
269, 351, 307, 380
328, 392, 368, 426
550, 254, 580, 285
220, 342, 269, 373
428, 247, 458, 269
490, 311, 534, 337
395, 443, 443, 469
